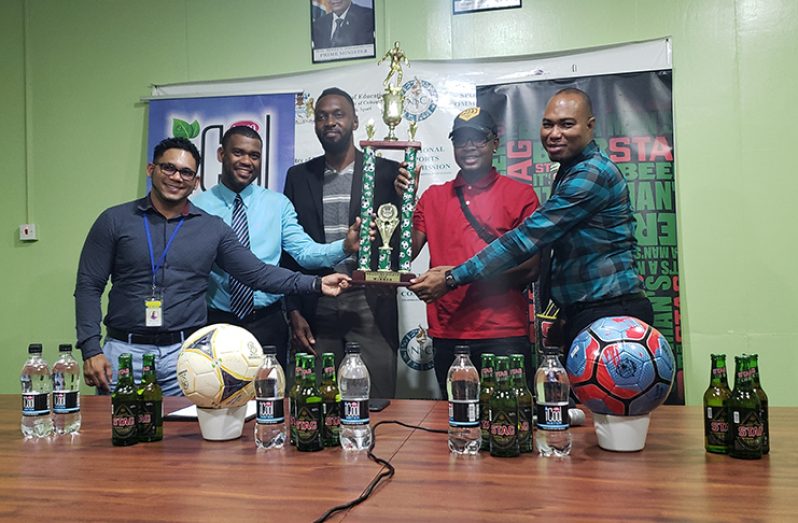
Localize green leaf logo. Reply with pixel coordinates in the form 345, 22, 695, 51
172, 118, 201, 139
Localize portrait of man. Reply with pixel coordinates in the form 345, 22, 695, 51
311, 0, 376, 63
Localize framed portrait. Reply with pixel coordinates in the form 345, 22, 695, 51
311, 0, 376, 63
453, 0, 522, 15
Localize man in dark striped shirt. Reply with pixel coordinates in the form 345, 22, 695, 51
410, 88, 652, 348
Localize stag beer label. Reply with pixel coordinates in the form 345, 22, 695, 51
731, 408, 763, 453
22, 393, 49, 416
489, 410, 518, 450
137, 400, 162, 438
257, 397, 285, 425
705, 406, 729, 447
112, 403, 137, 439
340, 399, 370, 425
323, 401, 340, 431
448, 399, 479, 427
296, 405, 321, 444
518, 404, 533, 451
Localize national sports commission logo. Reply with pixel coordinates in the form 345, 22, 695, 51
399, 325, 435, 371
402, 78, 438, 122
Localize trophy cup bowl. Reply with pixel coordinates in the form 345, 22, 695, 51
382, 89, 404, 141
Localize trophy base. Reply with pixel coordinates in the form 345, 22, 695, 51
352, 270, 415, 287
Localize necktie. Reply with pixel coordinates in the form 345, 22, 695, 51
331, 18, 344, 45
229, 194, 254, 319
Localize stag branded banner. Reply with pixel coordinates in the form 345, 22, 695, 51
477, 70, 683, 404
147, 94, 296, 193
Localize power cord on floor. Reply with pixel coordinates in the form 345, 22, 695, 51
314, 420, 447, 523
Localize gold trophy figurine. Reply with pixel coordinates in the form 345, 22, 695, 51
378, 42, 410, 141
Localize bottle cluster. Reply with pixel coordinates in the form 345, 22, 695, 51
258, 342, 371, 453
111, 352, 164, 446
21, 343, 82, 438
703, 353, 769, 459
448, 346, 572, 458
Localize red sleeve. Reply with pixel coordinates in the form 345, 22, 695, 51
514, 185, 540, 226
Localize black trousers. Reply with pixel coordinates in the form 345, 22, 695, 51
207, 301, 289, 370
561, 293, 654, 350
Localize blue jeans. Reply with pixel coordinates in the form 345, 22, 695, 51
101, 337, 184, 396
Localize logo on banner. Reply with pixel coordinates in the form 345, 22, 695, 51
295, 92, 315, 125
399, 325, 435, 371
402, 78, 437, 122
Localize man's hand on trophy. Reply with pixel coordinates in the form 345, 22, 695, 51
409, 265, 454, 303
321, 273, 351, 296
394, 162, 422, 197
343, 217, 362, 255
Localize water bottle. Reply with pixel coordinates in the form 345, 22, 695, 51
447, 345, 480, 454
534, 346, 572, 457
20, 343, 54, 438
255, 345, 286, 450
338, 342, 372, 451
52, 343, 81, 435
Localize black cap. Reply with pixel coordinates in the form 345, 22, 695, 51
262, 345, 277, 355
28, 343, 43, 354
454, 345, 470, 355
449, 107, 497, 139
345, 342, 361, 354
58, 344, 73, 352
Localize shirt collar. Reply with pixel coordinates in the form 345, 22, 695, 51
559, 140, 599, 170
453, 166, 500, 189
138, 194, 201, 217
214, 181, 255, 209
333, 5, 351, 21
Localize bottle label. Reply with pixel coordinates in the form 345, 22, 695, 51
137, 400, 163, 437
536, 404, 570, 431
296, 404, 321, 444
489, 409, 518, 450
340, 399, 370, 425
21, 392, 49, 416
518, 404, 533, 450
705, 406, 728, 447
448, 399, 479, 427
256, 397, 285, 425
480, 397, 492, 443
731, 408, 763, 453
53, 391, 80, 413
323, 401, 341, 434
112, 403, 137, 439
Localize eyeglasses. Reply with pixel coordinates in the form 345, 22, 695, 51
157, 162, 198, 181
452, 136, 493, 149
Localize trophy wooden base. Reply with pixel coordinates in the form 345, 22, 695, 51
351, 269, 416, 287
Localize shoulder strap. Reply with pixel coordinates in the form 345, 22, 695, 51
455, 185, 498, 245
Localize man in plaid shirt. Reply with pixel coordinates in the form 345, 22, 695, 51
410, 87, 653, 349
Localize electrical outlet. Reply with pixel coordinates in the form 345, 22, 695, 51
19, 224, 38, 241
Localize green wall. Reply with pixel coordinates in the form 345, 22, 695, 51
1, 0, 796, 405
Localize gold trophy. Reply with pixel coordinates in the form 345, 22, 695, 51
353, 42, 420, 286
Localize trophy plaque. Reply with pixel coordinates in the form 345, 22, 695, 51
352, 43, 420, 286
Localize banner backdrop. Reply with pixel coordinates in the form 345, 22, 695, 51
148, 39, 674, 400
477, 70, 683, 404
147, 94, 296, 193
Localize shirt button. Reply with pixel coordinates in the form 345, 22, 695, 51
467, 185, 472, 190
466, 200, 470, 205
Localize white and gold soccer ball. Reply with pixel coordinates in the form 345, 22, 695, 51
176, 324, 263, 409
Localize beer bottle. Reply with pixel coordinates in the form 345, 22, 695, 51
479, 353, 495, 452
295, 355, 323, 452
320, 353, 341, 447
489, 356, 519, 458
288, 352, 307, 446
111, 353, 138, 446
703, 354, 731, 453
510, 354, 534, 453
748, 354, 769, 454
727, 355, 763, 459
137, 353, 163, 442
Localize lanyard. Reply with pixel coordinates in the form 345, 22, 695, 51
143, 214, 185, 290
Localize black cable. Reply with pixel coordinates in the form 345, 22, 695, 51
314, 420, 448, 523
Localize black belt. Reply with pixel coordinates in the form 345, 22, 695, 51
208, 300, 283, 324
564, 291, 647, 317
106, 326, 200, 346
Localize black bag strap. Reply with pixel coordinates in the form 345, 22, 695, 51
455, 185, 498, 245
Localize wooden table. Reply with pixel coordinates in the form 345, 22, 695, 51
0, 397, 792, 522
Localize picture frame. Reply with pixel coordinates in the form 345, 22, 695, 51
453, 0, 522, 15
310, 0, 376, 63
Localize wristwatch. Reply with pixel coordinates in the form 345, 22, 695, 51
313, 276, 323, 294
444, 270, 458, 290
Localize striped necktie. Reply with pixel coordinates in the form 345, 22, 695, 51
229, 194, 254, 319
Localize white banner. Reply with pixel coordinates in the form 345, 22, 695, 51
150, 39, 671, 398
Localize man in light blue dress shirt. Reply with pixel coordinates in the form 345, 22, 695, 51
192, 126, 360, 367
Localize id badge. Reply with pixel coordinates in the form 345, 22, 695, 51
145, 294, 163, 327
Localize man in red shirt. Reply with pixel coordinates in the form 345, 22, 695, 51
398, 107, 540, 394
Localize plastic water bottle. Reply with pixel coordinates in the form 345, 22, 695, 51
255, 345, 286, 450
447, 346, 480, 454
338, 342, 372, 451
20, 343, 54, 438
52, 343, 81, 435
534, 346, 572, 457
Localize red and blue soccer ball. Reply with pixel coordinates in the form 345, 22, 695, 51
566, 316, 675, 416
